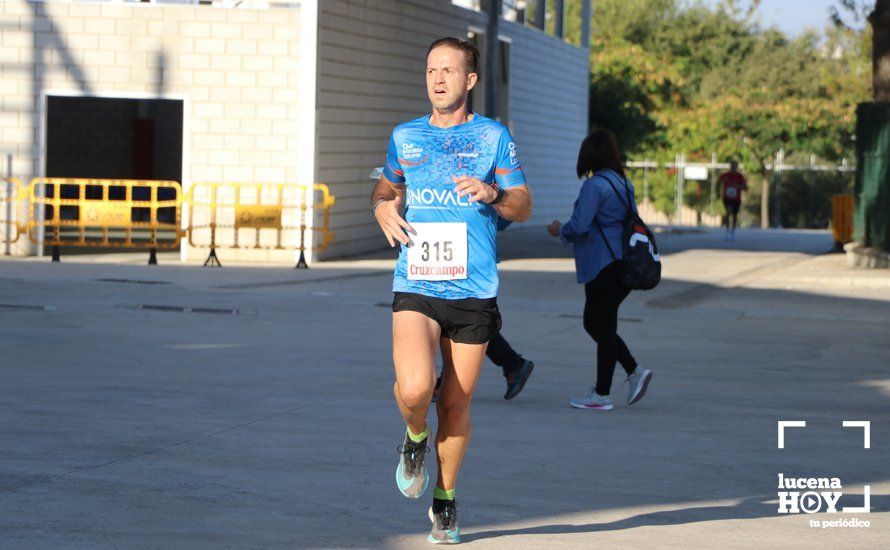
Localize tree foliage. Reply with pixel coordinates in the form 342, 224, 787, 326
584, 0, 870, 161
564, 0, 872, 225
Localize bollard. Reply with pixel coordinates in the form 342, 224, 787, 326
204, 248, 222, 267
148, 247, 158, 265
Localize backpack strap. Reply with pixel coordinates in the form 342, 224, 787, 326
597, 171, 636, 215
594, 218, 617, 261
591, 172, 625, 261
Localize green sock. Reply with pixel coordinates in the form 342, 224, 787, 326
434, 487, 455, 501
407, 425, 429, 443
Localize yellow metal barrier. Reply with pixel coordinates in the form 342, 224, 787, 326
831, 194, 855, 245
28, 178, 182, 261
186, 182, 335, 267
2, 177, 25, 245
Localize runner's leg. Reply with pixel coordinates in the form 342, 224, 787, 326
434, 338, 486, 491
485, 330, 522, 371
393, 311, 440, 435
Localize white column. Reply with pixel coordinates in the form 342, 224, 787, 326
298, 1, 319, 264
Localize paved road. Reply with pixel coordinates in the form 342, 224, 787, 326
0, 228, 887, 548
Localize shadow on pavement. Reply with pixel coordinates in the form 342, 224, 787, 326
464, 495, 890, 543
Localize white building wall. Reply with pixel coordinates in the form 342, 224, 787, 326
498, 23, 589, 225
315, 0, 484, 259
315, 0, 588, 259
0, 1, 303, 260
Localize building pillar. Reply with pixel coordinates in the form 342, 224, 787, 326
581, 0, 591, 47
485, 0, 501, 120
554, 0, 564, 38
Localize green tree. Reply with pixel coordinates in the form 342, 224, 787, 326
573, 0, 871, 226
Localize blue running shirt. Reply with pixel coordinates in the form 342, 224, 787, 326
382, 114, 526, 299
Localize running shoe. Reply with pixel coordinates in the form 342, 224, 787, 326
396, 431, 429, 499
503, 360, 535, 400
428, 501, 460, 544
569, 390, 614, 411
625, 367, 653, 405
431, 375, 442, 403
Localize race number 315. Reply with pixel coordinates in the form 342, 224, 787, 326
407, 222, 468, 281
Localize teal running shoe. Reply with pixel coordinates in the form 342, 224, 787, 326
396, 432, 429, 498
427, 501, 460, 544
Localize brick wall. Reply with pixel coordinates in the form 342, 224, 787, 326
0, 0, 303, 259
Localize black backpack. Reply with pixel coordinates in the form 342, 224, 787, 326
594, 174, 662, 290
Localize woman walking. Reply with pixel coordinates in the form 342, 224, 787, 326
547, 130, 653, 411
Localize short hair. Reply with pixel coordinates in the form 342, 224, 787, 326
427, 37, 480, 75
576, 129, 625, 179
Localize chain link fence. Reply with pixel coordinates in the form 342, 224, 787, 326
625, 154, 855, 229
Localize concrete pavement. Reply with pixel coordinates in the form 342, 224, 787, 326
0, 227, 887, 548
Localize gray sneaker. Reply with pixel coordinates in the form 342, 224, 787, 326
569, 390, 613, 410
625, 367, 653, 405
428, 501, 460, 544
395, 432, 429, 498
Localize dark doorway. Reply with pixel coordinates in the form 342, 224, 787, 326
46, 95, 183, 183
44, 96, 184, 254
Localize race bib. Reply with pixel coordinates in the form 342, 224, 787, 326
725, 186, 739, 200
407, 222, 468, 281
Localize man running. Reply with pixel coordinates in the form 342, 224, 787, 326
367, 173, 535, 403
718, 160, 747, 241
370, 37, 532, 544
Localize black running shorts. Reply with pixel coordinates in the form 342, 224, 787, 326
392, 292, 502, 345
723, 199, 741, 216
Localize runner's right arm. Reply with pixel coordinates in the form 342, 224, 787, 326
373, 130, 415, 247
371, 175, 414, 248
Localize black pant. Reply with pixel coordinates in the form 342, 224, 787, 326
583, 261, 637, 396
486, 331, 524, 373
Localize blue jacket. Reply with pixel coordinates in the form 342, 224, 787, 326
559, 169, 636, 284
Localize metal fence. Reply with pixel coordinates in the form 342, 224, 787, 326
2, 176, 335, 266
627, 152, 856, 229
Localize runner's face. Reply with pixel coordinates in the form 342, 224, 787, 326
426, 46, 476, 113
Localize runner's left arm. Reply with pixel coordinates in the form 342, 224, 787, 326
492, 184, 531, 222
455, 125, 532, 222
452, 178, 531, 222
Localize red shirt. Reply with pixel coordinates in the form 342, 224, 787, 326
720, 172, 747, 202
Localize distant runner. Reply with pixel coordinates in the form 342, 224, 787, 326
718, 160, 747, 241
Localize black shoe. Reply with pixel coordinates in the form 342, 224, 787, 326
503, 360, 534, 400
